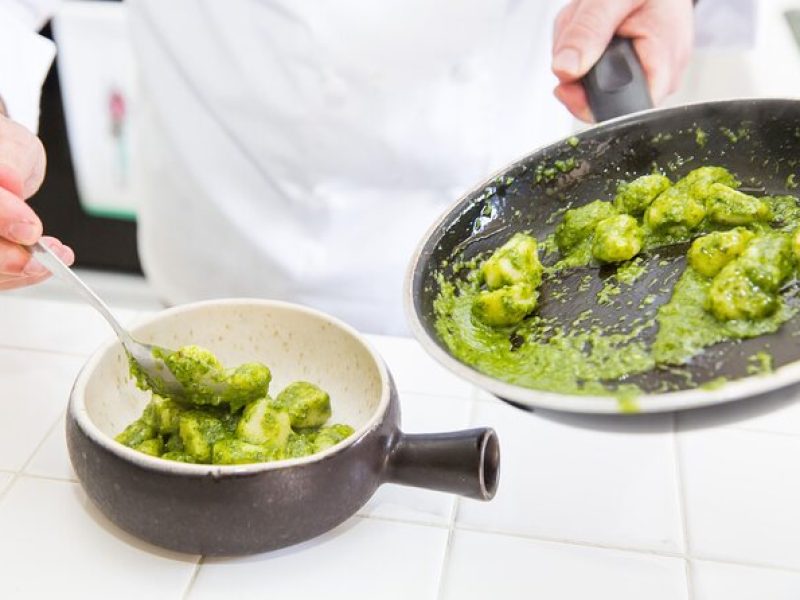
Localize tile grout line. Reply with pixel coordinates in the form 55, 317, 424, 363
729, 425, 800, 441
1, 293, 151, 316
468, 386, 498, 405
452, 522, 689, 560
0, 410, 66, 503
0, 475, 20, 501
689, 553, 800, 575
434, 516, 457, 600
434, 393, 479, 600
15, 472, 78, 485
180, 556, 205, 600
395, 388, 477, 404
671, 413, 694, 600
356, 512, 450, 530
0, 342, 89, 360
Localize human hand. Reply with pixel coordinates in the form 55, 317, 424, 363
552, 0, 694, 122
0, 113, 73, 290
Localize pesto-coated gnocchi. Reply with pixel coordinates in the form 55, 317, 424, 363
472, 283, 538, 327
116, 346, 354, 465
644, 186, 706, 232
705, 184, 771, 226
736, 233, 794, 293
708, 263, 779, 321
555, 200, 617, 253
677, 165, 739, 196
592, 214, 643, 263
687, 228, 755, 278
614, 173, 671, 216
480, 232, 543, 290
472, 233, 542, 327
706, 233, 793, 321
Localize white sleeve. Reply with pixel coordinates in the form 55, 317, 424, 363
0, 1, 58, 133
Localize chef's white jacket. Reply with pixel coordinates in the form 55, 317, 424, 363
4, 0, 591, 334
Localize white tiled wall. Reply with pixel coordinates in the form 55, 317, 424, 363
0, 297, 799, 599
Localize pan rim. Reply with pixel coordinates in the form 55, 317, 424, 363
404, 97, 800, 414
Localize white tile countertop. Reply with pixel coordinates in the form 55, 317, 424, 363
1, 295, 800, 599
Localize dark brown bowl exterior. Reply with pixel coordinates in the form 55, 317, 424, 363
67, 381, 400, 556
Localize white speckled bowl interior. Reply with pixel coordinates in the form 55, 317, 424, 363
72, 299, 389, 471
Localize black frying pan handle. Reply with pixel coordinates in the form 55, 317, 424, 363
582, 36, 653, 122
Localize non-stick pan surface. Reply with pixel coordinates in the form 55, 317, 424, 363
406, 98, 800, 413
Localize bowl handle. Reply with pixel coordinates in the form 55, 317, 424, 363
384, 428, 500, 501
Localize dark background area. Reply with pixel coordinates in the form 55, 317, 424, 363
30, 14, 141, 275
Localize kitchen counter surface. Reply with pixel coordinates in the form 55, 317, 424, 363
1, 295, 800, 599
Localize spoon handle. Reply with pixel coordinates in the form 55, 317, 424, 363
29, 241, 133, 345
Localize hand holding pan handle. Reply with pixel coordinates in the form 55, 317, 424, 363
582, 36, 653, 122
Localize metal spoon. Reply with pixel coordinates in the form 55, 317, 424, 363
29, 240, 185, 397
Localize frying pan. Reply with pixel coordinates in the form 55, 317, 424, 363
406, 38, 800, 413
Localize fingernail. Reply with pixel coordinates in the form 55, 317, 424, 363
22, 257, 48, 276
7, 221, 40, 244
57, 246, 74, 265
553, 48, 582, 76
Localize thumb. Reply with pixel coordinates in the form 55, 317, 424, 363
552, 0, 644, 82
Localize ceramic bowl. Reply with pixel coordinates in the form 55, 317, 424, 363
67, 299, 499, 555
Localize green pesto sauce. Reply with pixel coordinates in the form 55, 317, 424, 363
615, 258, 647, 285
770, 194, 800, 226
596, 281, 621, 305
653, 268, 795, 365
540, 233, 559, 257
695, 128, 708, 148
129, 345, 270, 413
534, 157, 578, 183
720, 126, 749, 144
118, 345, 354, 465
641, 294, 657, 308
700, 376, 728, 391
747, 351, 774, 375
616, 390, 641, 414
555, 238, 594, 270
434, 166, 800, 402
434, 275, 654, 397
